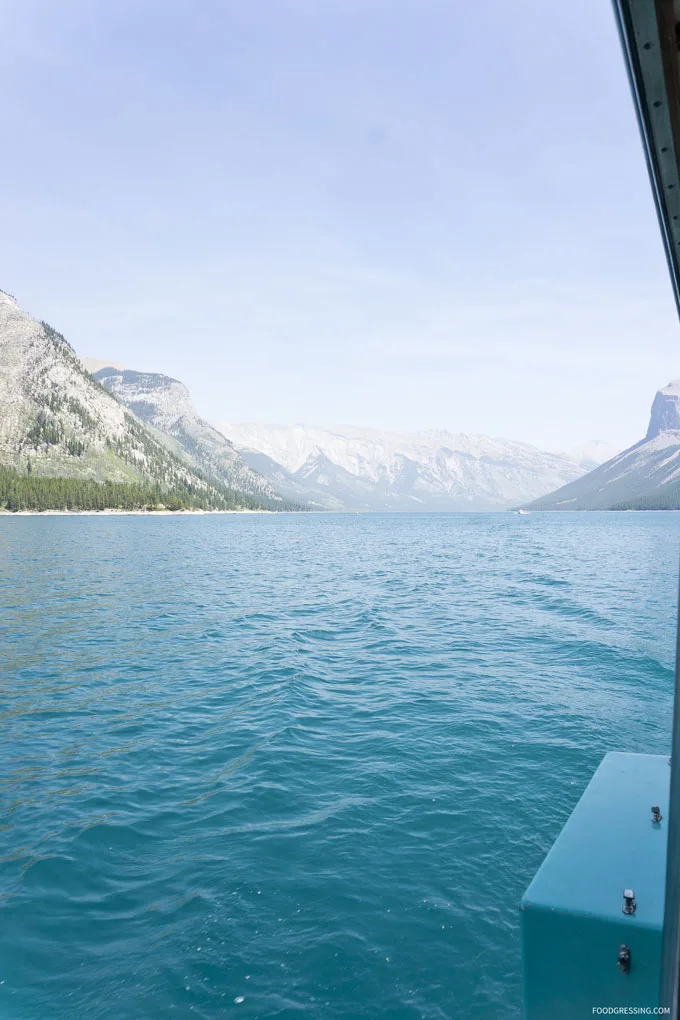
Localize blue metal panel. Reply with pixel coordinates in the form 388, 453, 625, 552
521, 753, 669, 1018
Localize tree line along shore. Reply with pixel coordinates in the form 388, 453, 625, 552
0, 467, 273, 513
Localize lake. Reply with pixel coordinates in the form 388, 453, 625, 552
1, 512, 678, 1019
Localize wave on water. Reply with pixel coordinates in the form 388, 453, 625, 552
0, 512, 677, 1019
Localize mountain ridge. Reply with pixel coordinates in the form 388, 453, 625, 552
0, 291, 281, 511
92, 367, 279, 501
526, 380, 680, 511
214, 421, 607, 511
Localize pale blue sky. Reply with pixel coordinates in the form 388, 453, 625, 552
1, 0, 679, 450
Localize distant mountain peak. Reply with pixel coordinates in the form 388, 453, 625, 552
646, 379, 680, 439
80, 356, 125, 375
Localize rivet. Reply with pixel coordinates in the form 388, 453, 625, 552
623, 889, 636, 915
654, 101, 663, 108
662, 147, 669, 153
618, 944, 631, 974
643, 42, 652, 50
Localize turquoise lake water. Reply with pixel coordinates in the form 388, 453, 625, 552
1, 512, 679, 1019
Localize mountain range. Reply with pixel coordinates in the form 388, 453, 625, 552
75, 365, 613, 511
214, 422, 613, 512
526, 380, 680, 511
6, 286, 670, 515
0, 290, 285, 511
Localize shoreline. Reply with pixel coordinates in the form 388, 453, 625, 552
2, 507, 680, 517
0, 508, 274, 516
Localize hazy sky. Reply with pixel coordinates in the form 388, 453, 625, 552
2, 0, 679, 450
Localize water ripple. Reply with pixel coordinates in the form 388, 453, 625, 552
0, 511, 678, 1019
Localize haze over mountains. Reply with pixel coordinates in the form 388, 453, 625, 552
79, 361, 617, 511
78, 360, 618, 511
216, 422, 609, 511
555, 440, 621, 472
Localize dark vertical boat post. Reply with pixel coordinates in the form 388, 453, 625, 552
610, 1, 680, 1012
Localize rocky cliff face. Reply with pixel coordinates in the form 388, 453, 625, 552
529, 380, 680, 510
646, 380, 680, 439
0, 289, 143, 482
93, 368, 278, 500
215, 421, 596, 511
0, 289, 272, 508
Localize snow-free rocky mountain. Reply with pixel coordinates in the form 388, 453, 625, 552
0, 290, 277, 509
89, 365, 278, 501
214, 422, 610, 511
526, 380, 680, 511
